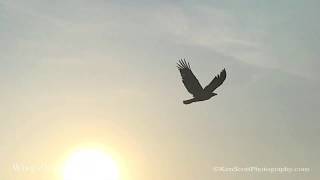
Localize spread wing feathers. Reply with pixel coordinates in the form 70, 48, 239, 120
177, 59, 204, 97
204, 68, 226, 93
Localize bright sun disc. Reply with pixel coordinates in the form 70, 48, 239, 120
63, 149, 119, 180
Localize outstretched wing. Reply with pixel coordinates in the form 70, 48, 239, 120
204, 68, 226, 93
177, 59, 203, 97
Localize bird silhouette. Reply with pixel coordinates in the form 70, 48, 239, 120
177, 59, 226, 104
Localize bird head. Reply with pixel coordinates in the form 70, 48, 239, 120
210, 92, 217, 97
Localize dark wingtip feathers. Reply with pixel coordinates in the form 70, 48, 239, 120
221, 68, 226, 77
177, 59, 191, 70
215, 68, 226, 79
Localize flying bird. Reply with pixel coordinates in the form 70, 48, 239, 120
177, 59, 226, 104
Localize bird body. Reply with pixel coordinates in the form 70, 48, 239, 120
177, 59, 226, 104
183, 92, 217, 104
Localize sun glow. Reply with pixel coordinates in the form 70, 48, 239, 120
62, 149, 119, 180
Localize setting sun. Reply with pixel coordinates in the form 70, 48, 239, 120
62, 149, 120, 180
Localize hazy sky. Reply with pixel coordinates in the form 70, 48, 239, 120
1, 0, 319, 180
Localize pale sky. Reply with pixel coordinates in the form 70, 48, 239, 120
0, 0, 319, 180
